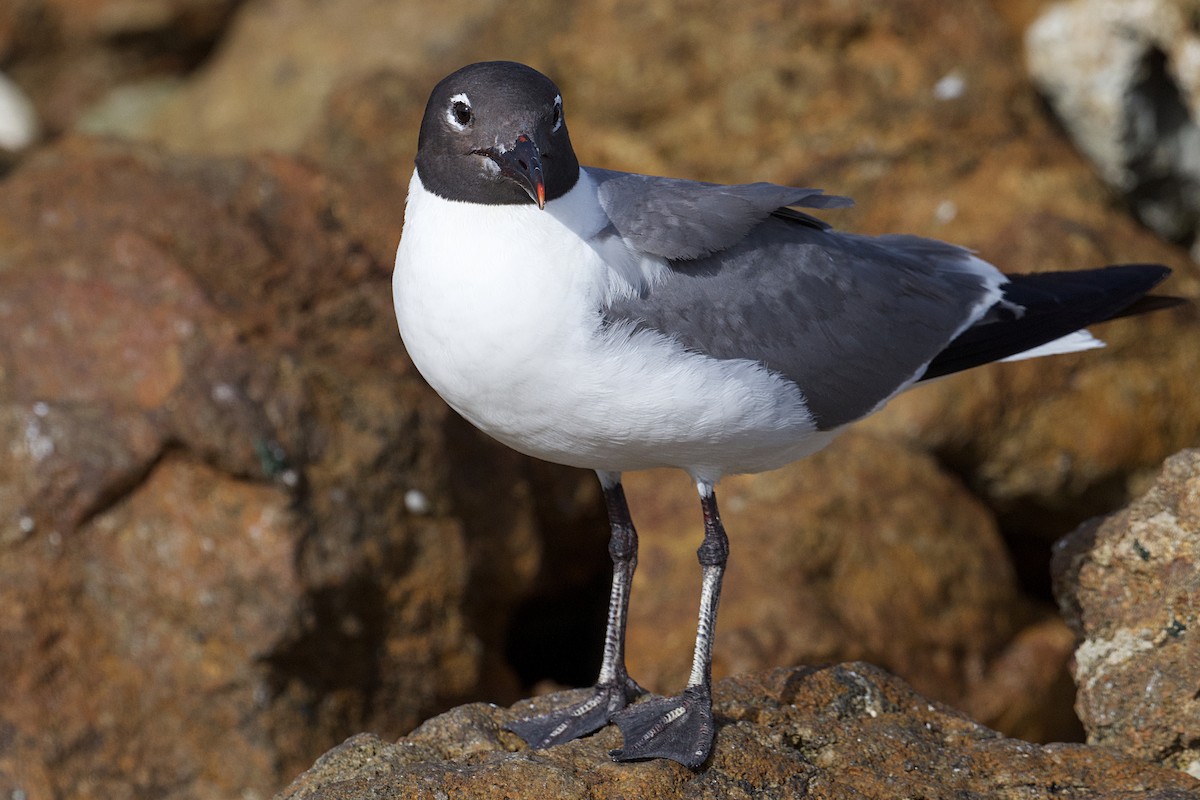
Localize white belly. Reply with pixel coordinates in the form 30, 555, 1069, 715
393, 170, 831, 481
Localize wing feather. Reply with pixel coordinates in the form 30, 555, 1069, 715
590, 167, 852, 260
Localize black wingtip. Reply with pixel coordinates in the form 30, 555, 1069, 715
1072, 262, 1172, 292
1133, 262, 1173, 286
1106, 292, 1189, 321
920, 262, 1186, 381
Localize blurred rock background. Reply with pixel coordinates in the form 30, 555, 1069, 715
0, 1, 1197, 798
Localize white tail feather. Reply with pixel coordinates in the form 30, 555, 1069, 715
999, 329, 1104, 363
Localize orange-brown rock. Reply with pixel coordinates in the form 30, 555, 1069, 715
1053, 449, 1200, 776
0, 140, 577, 800
277, 664, 1200, 800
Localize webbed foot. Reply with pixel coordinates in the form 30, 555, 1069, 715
506, 675, 645, 749
610, 685, 714, 769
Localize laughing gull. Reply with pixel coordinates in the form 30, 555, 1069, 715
393, 61, 1177, 768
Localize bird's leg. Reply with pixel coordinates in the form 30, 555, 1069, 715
505, 472, 646, 749
595, 477, 644, 696
611, 482, 726, 768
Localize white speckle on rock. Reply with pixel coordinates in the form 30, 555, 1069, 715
211, 383, 237, 404
23, 415, 54, 463
1075, 627, 1155, 691
934, 200, 958, 224
933, 71, 966, 101
405, 489, 431, 515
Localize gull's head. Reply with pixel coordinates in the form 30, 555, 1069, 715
415, 61, 580, 210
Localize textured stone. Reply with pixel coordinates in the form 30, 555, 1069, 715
277, 664, 1200, 800
0, 456, 299, 798
861, 287, 1200, 545
1027, 0, 1200, 246
301, 69, 434, 270
1053, 449, 1200, 776
0, 139, 561, 800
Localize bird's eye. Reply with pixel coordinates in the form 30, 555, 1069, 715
551, 95, 563, 132
446, 94, 474, 130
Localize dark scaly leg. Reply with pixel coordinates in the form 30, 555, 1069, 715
506, 471, 645, 748
611, 481, 727, 768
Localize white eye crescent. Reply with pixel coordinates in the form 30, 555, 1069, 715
447, 93, 473, 131
551, 94, 563, 132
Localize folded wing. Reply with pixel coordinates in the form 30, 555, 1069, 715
591, 168, 852, 260
604, 218, 1004, 430
601, 199, 1176, 431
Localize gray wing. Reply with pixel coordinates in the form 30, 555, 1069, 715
589, 167, 853, 260
604, 217, 998, 430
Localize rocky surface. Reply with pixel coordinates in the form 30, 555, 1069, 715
1, 1, 1199, 799
276, 663, 1200, 800
0, 0, 242, 137
84, 0, 506, 155
1027, 0, 1200, 248
1053, 449, 1200, 777
0, 140, 591, 800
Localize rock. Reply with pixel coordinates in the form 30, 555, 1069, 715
1, 455, 300, 798
964, 613, 1084, 744
0, 138, 572, 800
276, 663, 1200, 800
1027, 0, 1200, 248
300, 69, 432, 270
122, 0, 505, 154
0, 70, 38, 154
0, 0, 242, 135
613, 433, 1087, 744
75, 75, 185, 142
861, 280, 1200, 552
1052, 449, 1200, 776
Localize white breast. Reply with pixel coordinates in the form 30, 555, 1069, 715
393, 169, 830, 482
